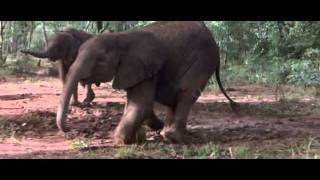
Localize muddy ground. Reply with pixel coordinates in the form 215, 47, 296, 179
0, 78, 320, 159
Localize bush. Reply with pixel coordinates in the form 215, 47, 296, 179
288, 61, 320, 87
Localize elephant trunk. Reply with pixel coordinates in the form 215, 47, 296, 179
56, 66, 80, 132
20, 50, 49, 59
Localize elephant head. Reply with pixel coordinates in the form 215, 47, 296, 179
21, 28, 93, 64
20, 28, 96, 106
56, 31, 167, 132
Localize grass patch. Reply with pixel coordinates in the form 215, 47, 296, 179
8, 131, 22, 145
70, 138, 90, 150
229, 138, 320, 159
112, 139, 320, 159
0, 118, 16, 138
0, 55, 59, 81
184, 143, 223, 159
230, 146, 259, 159
159, 144, 178, 156
77, 150, 103, 159
289, 138, 320, 159
277, 85, 316, 101
115, 145, 144, 159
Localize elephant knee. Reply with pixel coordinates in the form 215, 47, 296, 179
180, 88, 201, 104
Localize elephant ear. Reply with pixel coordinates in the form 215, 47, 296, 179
112, 46, 166, 90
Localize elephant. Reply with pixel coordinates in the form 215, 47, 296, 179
56, 21, 238, 144
20, 28, 97, 106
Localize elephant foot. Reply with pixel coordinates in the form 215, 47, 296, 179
57, 129, 80, 140
82, 100, 93, 107
83, 91, 95, 106
114, 126, 146, 145
160, 127, 192, 144
57, 126, 70, 135
70, 100, 82, 107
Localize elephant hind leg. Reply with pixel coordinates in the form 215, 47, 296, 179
160, 91, 197, 144
83, 84, 95, 106
160, 53, 216, 143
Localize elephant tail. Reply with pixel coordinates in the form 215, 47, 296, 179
215, 63, 240, 113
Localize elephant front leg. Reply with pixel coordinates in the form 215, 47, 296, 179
114, 80, 157, 145
60, 63, 80, 107
114, 104, 147, 144
83, 84, 95, 106
70, 84, 81, 106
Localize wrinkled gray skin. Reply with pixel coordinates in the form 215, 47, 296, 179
21, 28, 96, 106
57, 21, 238, 144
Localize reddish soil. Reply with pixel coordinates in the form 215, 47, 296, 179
0, 78, 319, 158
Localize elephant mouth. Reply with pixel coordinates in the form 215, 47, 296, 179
49, 58, 58, 62
47, 55, 62, 62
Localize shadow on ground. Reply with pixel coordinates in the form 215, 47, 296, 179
1, 99, 320, 147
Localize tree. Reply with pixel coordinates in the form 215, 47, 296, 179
0, 21, 6, 65
28, 21, 35, 48
96, 21, 103, 33
41, 21, 48, 45
38, 21, 48, 67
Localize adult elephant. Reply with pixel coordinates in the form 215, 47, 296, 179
56, 21, 238, 144
21, 28, 97, 106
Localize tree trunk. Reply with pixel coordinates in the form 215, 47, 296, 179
277, 21, 285, 40
316, 86, 320, 97
0, 21, 3, 63
96, 21, 103, 33
21, 21, 29, 51
85, 21, 92, 31
220, 49, 227, 67
0, 21, 6, 65
39, 21, 48, 67
41, 21, 48, 46
116, 21, 123, 32
277, 21, 285, 55
28, 21, 34, 48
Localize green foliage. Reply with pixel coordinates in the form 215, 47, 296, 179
231, 146, 259, 159
205, 21, 320, 92
193, 143, 222, 159
2, 55, 37, 76
70, 138, 90, 150
1, 21, 320, 90
115, 145, 144, 159
288, 61, 320, 87
180, 143, 223, 159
